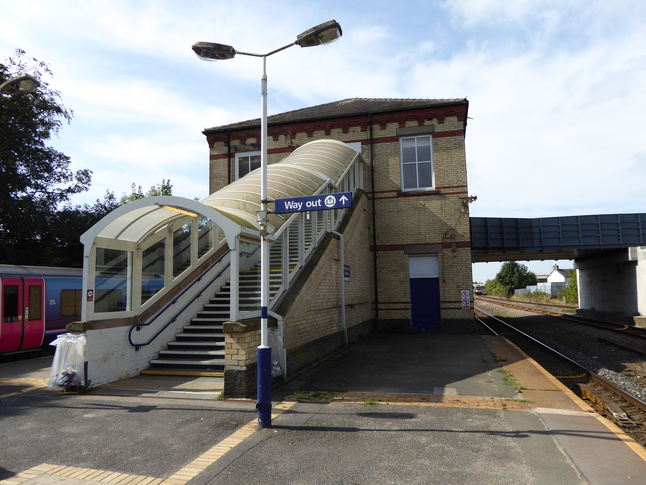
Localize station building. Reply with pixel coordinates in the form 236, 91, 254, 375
204, 98, 474, 329
76, 98, 475, 396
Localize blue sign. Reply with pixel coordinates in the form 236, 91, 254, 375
274, 192, 352, 214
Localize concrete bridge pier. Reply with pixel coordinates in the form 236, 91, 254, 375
576, 246, 646, 327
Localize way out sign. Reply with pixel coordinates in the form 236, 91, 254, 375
274, 192, 352, 214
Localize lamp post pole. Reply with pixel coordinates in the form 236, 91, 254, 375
192, 20, 342, 428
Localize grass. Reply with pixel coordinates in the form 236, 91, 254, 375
497, 369, 526, 393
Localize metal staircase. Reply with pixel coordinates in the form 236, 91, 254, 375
140, 245, 286, 377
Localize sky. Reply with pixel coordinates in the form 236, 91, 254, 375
2, 0, 644, 282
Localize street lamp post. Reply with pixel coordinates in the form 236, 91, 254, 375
192, 20, 342, 428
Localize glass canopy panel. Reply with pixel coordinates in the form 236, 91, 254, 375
173, 222, 192, 278
142, 239, 165, 305
95, 248, 131, 313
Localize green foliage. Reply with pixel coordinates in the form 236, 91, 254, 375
557, 270, 578, 304
119, 179, 173, 205
1, 49, 91, 264
485, 262, 537, 297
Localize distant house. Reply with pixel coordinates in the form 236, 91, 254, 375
547, 264, 572, 284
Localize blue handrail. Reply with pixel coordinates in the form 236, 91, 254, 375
128, 250, 231, 350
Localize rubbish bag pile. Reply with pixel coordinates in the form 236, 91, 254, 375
48, 333, 86, 389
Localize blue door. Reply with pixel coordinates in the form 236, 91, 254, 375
410, 278, 441, 332
409, 255, 441, 332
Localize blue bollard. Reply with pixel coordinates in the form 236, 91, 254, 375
256, 345, 272, 427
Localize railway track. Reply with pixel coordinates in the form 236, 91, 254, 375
475, 306, 646, 448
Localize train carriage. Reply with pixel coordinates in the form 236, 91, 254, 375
0, 265, 83, 353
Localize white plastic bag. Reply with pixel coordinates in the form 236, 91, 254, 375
48, 333, 86, 389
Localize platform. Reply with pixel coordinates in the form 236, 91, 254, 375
1, 333, 645, 485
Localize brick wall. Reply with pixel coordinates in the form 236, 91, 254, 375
206, 103, 474, 334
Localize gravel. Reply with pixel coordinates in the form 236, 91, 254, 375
476, 301, 646, 403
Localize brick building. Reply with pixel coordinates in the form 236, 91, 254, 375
203, 98, 475, 336
75, 97, 475, 396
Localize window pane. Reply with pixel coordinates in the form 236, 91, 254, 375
402, 164, 418, 189
3, 285, 19, 322
198, 217, 212, 258
250, 155, 261, 172
61, 289, 82, 317
401, 138, 416, 162
416, 137, 431, 161
28, 286, 42, 320
173, 223, 192, 278
418, 162, 433, 188
142, 239, 165, 305
95, 248, 131, 312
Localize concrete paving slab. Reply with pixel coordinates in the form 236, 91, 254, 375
538, 409, 646, 484
193, 402, 587, 485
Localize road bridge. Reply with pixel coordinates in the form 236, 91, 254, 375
470, 213, 646, 326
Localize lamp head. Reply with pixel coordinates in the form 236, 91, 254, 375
296, 20, 342, 47
0, 73, 40, 95
192, 42, 237, 61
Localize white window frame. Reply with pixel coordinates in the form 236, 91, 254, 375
400, 135, 434, 191
235, 151, 261, 180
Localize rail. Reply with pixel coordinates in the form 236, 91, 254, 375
476, 305, 646, 410
128, 249, 231, 349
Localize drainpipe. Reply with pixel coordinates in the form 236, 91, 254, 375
226, 131, 232, 185
331, 229, 347, 345
368, 115, 379, 323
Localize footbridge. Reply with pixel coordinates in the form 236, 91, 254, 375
471, 214, 646, 326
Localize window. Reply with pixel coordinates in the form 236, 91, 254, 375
235, 151, 261, 179
60, 289, 82, 317
400, 135, 433, 191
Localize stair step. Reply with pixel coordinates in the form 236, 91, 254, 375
184, 324, 224, 331
159, 349, 225, 357
176, 332, 225, 339
168, 341, 224, 347
141, 369, 224, 377
150, 358, 224, 367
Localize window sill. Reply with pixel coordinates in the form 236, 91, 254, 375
398, 188, 439, 196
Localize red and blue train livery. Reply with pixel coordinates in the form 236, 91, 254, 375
0, 265, 83, 354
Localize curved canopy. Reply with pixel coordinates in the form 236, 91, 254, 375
82, 139, 361, 248
202, 139, 361, 233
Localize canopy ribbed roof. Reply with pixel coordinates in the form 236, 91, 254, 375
201, 139, 361, 232
82, 139, 362, 249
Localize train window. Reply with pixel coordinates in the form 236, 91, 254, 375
28, 285, 42, 320
61, 289, 82, 317
2, 285, 19, 322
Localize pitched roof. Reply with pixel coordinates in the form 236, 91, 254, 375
203, 97, 468, 134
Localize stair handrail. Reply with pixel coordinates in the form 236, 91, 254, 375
128, 249, 231, 349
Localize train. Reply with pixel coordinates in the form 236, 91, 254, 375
0, 264, 83, 354
473, 284, 486, 295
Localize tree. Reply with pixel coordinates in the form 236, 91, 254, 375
488, 261, 537, 296
119, 179, 173, 205
0, 49, 91, 264
41, 181, 174, 267
558, 270, 578, 305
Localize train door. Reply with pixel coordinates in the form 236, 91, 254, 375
21, 278, 45, 349
1, 278, 23, 352
0, 277, 45, 352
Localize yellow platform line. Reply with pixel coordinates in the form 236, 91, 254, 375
0, 402, 296, 485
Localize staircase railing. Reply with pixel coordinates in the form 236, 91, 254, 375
234, 153, 363, 320
128, 249, 231, 349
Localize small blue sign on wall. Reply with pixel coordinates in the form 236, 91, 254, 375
274, 192, 352, 214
